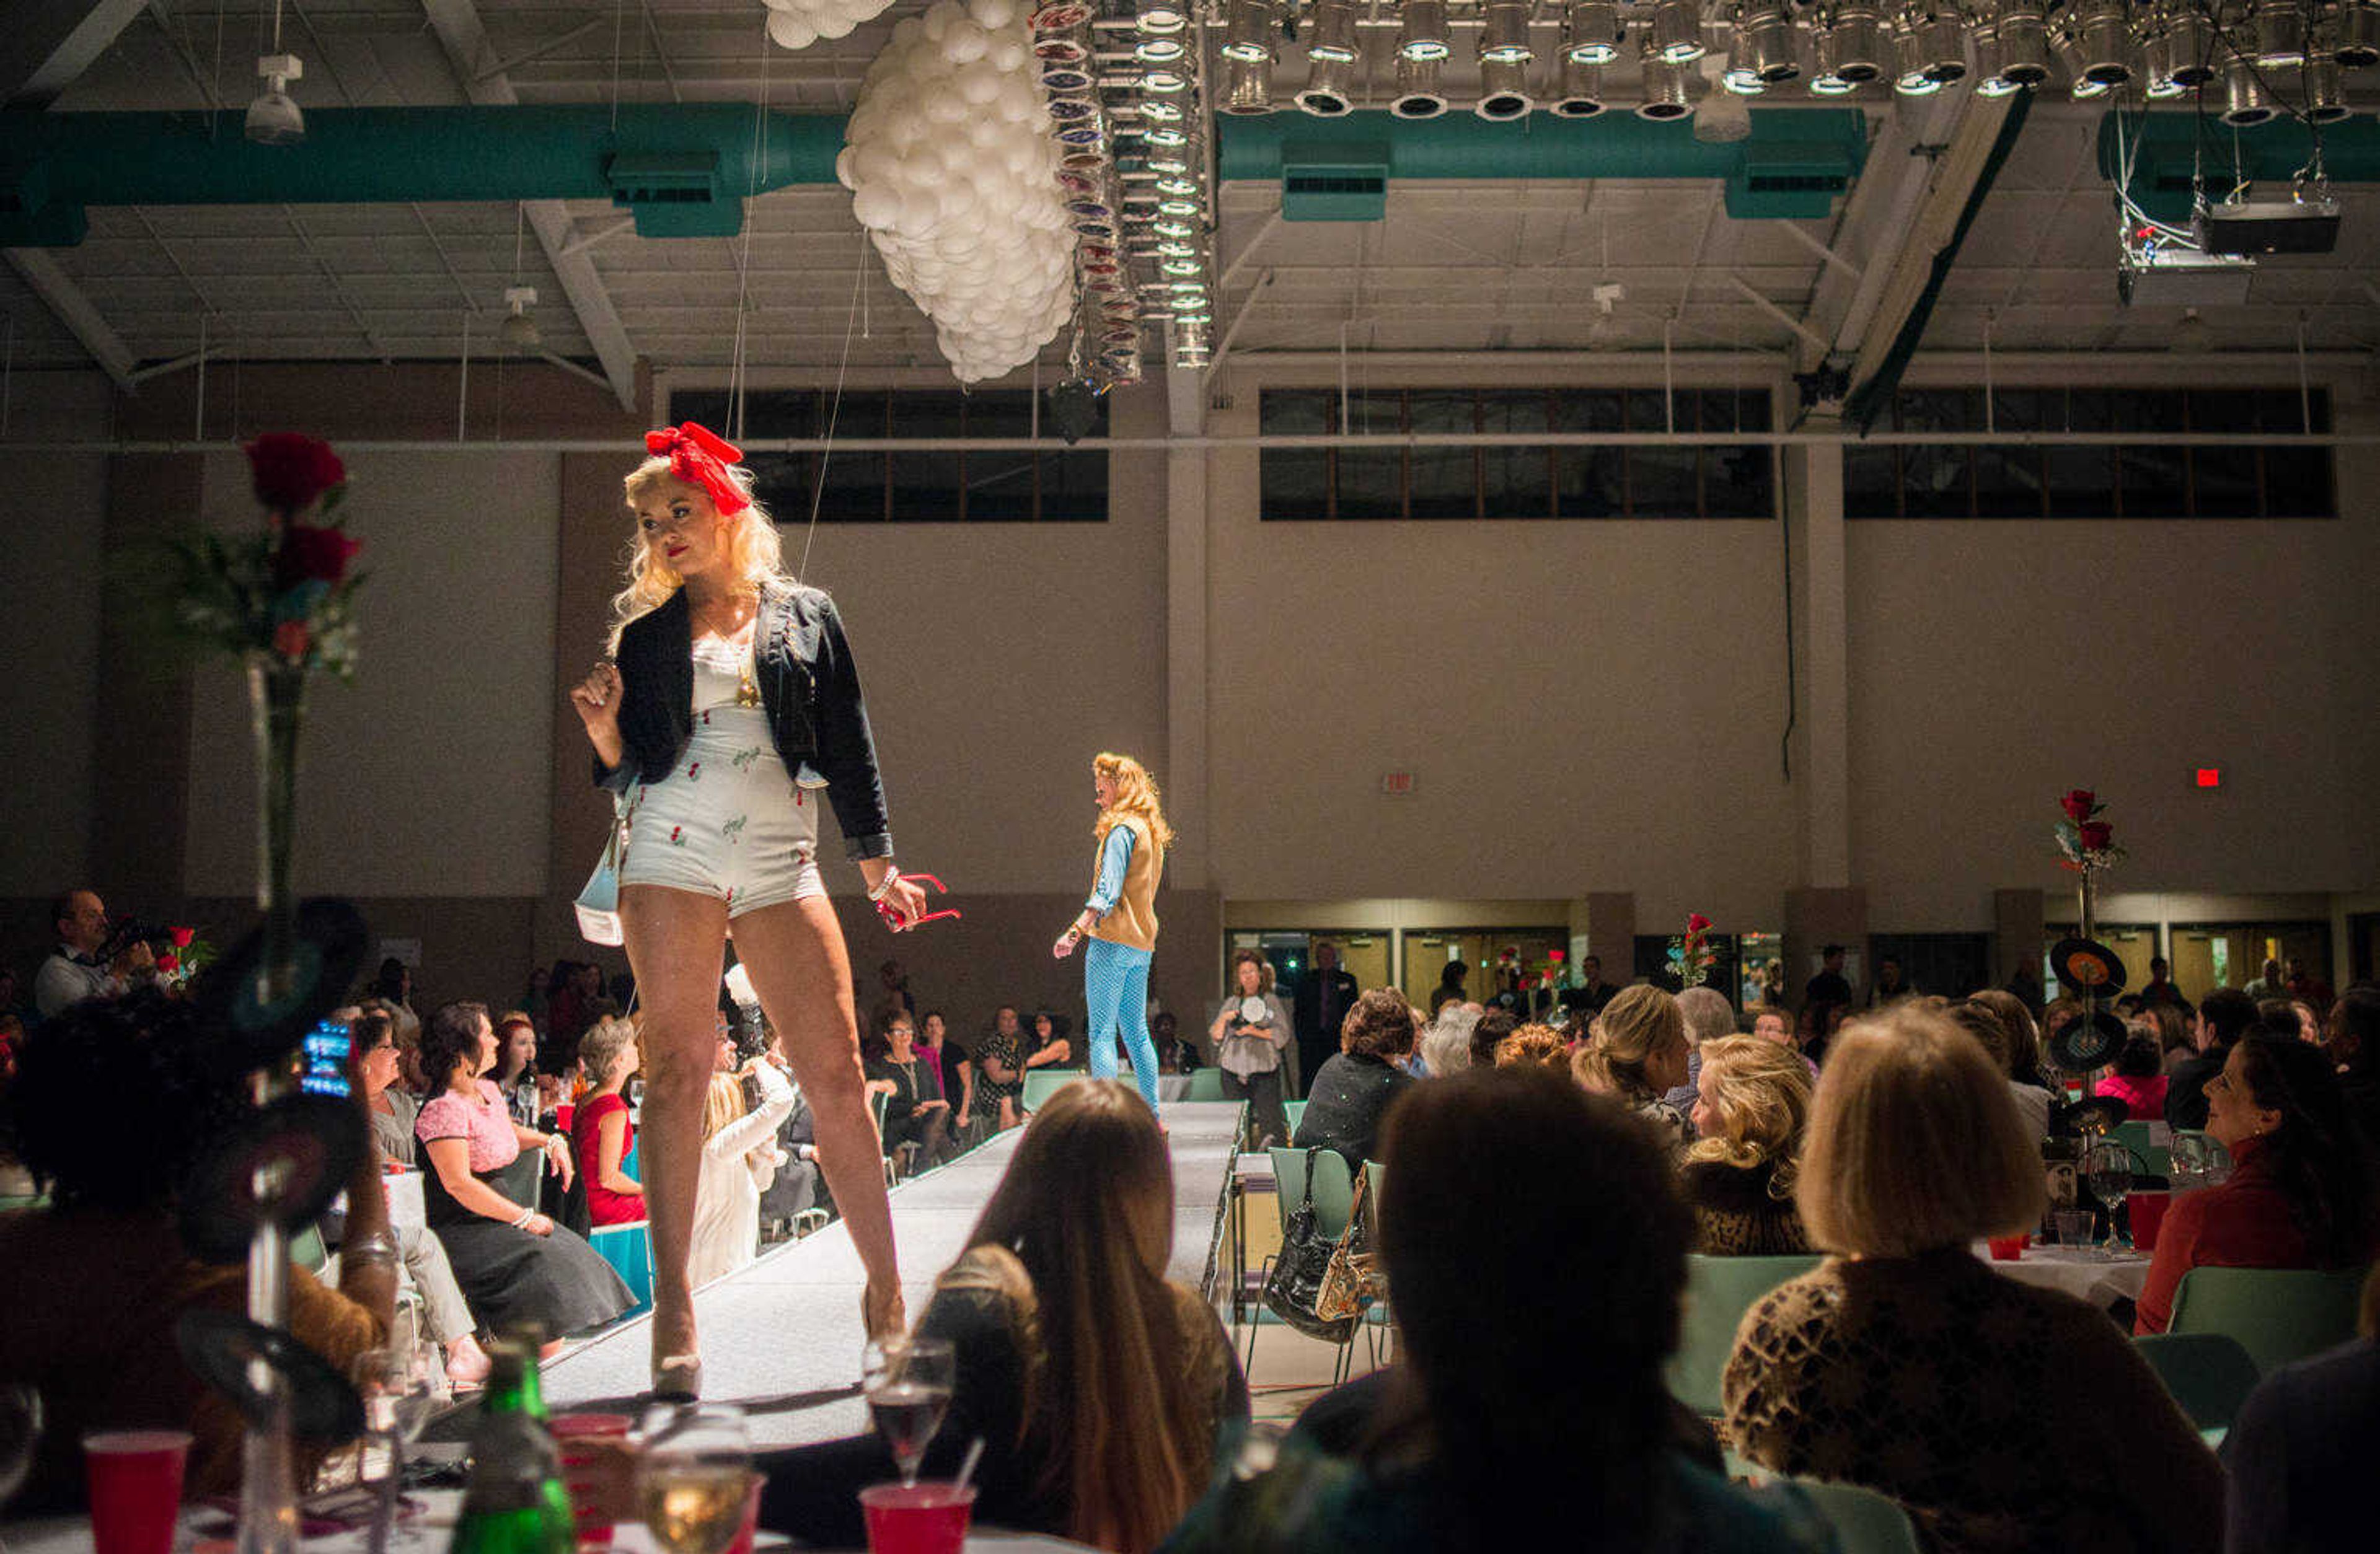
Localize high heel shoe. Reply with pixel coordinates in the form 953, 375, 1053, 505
861, 1281, 907, 1342
652, 1352, 703, 1403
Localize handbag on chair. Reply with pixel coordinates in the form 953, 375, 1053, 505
1261, 1149, 1357, 1343
1316, 1166, 1386, 1322
575, 790, 635, 947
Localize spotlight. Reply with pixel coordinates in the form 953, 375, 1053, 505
1994, 1, 2052, 83
2305, 56, 2354, 120
1695, 71, 1755, 137
1893, 30, 1941, 94
1916, 11, 1968, 81
1481, 1, 1536, 63
1142, 66, 1189, 92
1972, 24, 2029, 94
1307, 0, 1361, 61
2220, 55, 2275, 124
1135, 0, 1187, 33
1220, 54, 1273, 113
1144, 124, 1190, 148
1638, 51, 1695, 117
1809, 69, 1858, 94
1297, 54, 1356, 112
1551, 56, 1610, 113
1134, 35, 1186, 63
1175, 318, 1212, 367
1048, 377, 1103, 444
1476, 58, 1536, 118
1738, 4, 1800, 81
1391, 54, 1451, 115
2338, 2, 2380, 67
1650, 0, 1706, 63
499, 286, 539, 350
1146, 143, 1193, 174
2251, 0, 2306, 66
1141, 96, 1186, 121
245, 53, 306, 146
1563, 0, 1624, 63
1153, 216, 1197, 237
1223, 0, 1278, 63
2073, 0, 2134, 83
1824, 4, 1888, 82
2162, 4, 2219, 85
1399, 0, 1453, 62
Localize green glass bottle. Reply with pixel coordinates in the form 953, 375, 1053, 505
448, 1341, 573, 1554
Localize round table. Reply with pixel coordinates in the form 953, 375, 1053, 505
1975, 1242, 2152, 1309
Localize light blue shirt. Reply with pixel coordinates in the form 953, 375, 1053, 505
1085, 824, 1135, 917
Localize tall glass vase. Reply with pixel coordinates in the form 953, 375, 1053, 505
238, 655, 308, 1554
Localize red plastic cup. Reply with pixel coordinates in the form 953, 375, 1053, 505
1986, 1233, 2031, 1262
84, 1430, 192, 1554
550, 1411, 635, 1547
2128, 1190, 2172, 1253
722, 1472, 767, 1554
858, 1482, 977, 1554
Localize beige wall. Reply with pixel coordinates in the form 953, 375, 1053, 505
0, 450, 108, 895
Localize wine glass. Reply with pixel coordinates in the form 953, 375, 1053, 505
0, 1382, 43, 1549
862, 1337, 954, 1488
638, 1403, 752, 1554
2083, 1141, 2136, 1253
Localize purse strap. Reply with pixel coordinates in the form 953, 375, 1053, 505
1299, 1146, 1323, 1211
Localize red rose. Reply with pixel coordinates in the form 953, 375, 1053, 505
155, 952, 180, 975
169, 926, 195, 948
245, 433, 346, 514
273, 620, 311, 660
273, 523, 362, 590
2060, 789, 2096, 822
1686, 913, 1712, 934
2079, 820, 2113, 851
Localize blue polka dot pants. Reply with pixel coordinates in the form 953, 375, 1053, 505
1083, 937, 1160, 1114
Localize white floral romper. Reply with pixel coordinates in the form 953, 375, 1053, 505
618, 631, 826, 916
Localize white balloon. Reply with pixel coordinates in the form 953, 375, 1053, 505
815, 11, 856, 39
765, 11, 818, 49
852, 185, 899, 229
970, 0, 1020, 28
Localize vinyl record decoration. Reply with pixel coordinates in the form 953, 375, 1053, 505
187, 897, 369, 1076
2050, 936, 2127, 998
2050, 1008, 2130, 1077
178, 1093, 369, 1265
174, 1310, 364, 1443
2047, 788, 2130, 1082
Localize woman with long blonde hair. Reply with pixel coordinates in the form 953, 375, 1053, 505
567, 422, 938, 1393
1052, 753, 1175, 1116
751, 1081, 1246, 1552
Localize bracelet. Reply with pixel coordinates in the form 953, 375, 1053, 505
510, 1207, 534, 1229
867, 867, 902, 903
343, 1232, 400, 1266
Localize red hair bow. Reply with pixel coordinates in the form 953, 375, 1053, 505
645, 421, 751, 516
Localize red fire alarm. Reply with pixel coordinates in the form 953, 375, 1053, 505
2195, 768, 2221, 789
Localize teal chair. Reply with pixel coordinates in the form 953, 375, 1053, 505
291, 1223, 330, 1275
2167, 1265, 2368, 1375
1246, 1148, 1362, 1382
1021, 1070, 1082, 1111
1665, 1253, 1824, 1418
1184, 1066, 1228, 1102
1792, 1481, 1923, 1554
1283, 1099, 1308, 1136
588, 1221, 654, 1316
2112, 1120, 2172, 1177
2131, 1332, 2262, 1441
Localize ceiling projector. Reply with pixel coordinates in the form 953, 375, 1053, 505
2195, 191, 2343, 257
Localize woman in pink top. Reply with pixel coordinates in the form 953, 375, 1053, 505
2096, 1035, 2169, 1120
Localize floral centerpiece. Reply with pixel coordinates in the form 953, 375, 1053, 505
153, 924, 216, 988
2053, 789, 2125, 873
1667, 913, 1716, 990
169, 434, 363, 677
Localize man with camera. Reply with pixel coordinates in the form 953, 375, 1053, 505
33, 888, 154, 1019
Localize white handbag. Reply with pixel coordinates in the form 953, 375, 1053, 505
575, 790, 635, 946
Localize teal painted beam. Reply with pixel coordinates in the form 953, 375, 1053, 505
2094, 112, 2380, 226
0, 105, 848, 245
1217, 108, 1869, 219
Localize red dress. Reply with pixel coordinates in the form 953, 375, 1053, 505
2095, 1072, 2169, 1120
572, 1091, 643, 1226
2134, 1134, 2310, 1334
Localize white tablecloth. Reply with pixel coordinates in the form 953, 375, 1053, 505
1976, 1243, 2152, 1307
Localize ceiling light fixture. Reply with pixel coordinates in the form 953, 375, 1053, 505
1223, 0, 1279, 63
1651, 0, 1707, 62
1638, 51, 1696, 117
1391, 54, 1451, 116
1307, 0, 1361, 61
1476, 58, 1536, 119
1552, 57, 1609, 113
499, 286, 539, 349
1563, 0, 1625, 64
1220, 53, 1274, 113
1399, 0, 1454, 61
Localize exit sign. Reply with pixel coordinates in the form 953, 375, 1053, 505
2196, 768, 2222, 789
1382, 772, 1417, 796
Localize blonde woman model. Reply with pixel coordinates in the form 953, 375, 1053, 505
568, 422, 933, 1395
1052, 753, 1172, 1117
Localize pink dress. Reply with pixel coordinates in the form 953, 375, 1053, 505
2094, 1072, 2168, 1121
416, 1079, 522, 1172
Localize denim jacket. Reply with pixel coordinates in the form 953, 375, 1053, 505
594, 581, 892, 859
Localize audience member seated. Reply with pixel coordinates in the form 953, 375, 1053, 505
2139, 1001, 2196, 1074
1664, 986, 1737, 1115
33, 887, 151, 1019
863, 1004, 951, 1166
1416, 1002, 1479, 1079
2330, 988, 2380, 1149
917, 1010, 976, 1152
690, 1053, 797, 1286
747, 1081, 1245, 1552
493, 1009, 542, 1126
2096, 1035, 2171, 1121
757, 1020, 823, 1227
1722, 1004, 2221, 1554
1293, 988, 1419, 1167
416, 1000, 633, 1343
348, 1005, 491, 1390
1209, 949, 1294, 1146
2168, 988, 2257, 1131
572, 1014, 645, 1227
973, 1004, 1029, 1133
2135, 1034, 2379, 1335
2286, 998, 2325, 1047
1023, 1009, 1075, 1075
2221, 1264, 2380, 1554
1489, 1024, 1567, 1069
1163, 1068, 1827, 1554
1680, 1036, 1812, 1255
1572, 985, 1694, 1157
1465, 1006, 1517, 1071
0, 992, 395, 1508
1949, 998, 2053, 1142
1153, 1011, 1196, 1076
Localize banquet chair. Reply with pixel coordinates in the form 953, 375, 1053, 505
2166, 1265, 2367, 1375
1184, 1066, 1228, 1102
2112, 1120, 2172, 1177
1791, 1480, 1923, 1554
1665, 1252, 1824, 1418
587, 1220, 654, 1317
1020, 1069, 1082, 1112
1282, 1099, 1307, 1135
1243, 1148, 1362, 1384
2131, 1332, 2261, 1443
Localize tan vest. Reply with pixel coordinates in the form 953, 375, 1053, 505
1088, 814, 1161, 952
